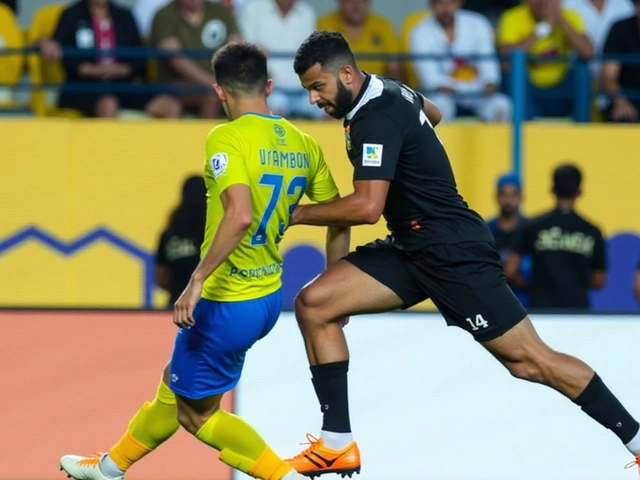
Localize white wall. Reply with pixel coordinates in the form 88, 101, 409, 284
236, 313, 640, 480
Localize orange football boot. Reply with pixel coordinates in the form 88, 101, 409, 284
286, 434, 361, 478
625, 454, 640, 476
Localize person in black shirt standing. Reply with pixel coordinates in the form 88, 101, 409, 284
505, 164, 606, 310
601, 0, 640, 122
284, 31, 640, 478
155, 175, 206, 308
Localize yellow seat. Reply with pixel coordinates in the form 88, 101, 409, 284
399, 10, 429, 90
26, 3, 82, 117
0, 3, 25, 107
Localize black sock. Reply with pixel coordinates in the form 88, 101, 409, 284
310, 360, 351, 433
573, 373, 640, 444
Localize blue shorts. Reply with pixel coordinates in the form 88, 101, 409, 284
169, 289, 282, 399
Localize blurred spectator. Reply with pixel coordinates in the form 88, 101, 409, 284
156, 175, 206, 308
53, 0, 181, 118
601, 0, 640, 122
497, 0, 594, 119
505, 164, 606, 310
463, 0, 519, 25
150, 0, 241, 119
318, 0, 404, 80
562, 0, 634, 83
133, 0, 237, 40
0, 0, 15, 13
238, 0, 323, 119
633, 256, 640, 304
486, 173, 530, 305
410, 0, 512, 122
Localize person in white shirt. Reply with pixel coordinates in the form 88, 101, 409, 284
562, 0, 634, 81
410, 0, 512, 122
238, 0, 324, 119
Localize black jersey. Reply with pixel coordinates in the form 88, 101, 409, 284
511, 207, 607, 309
343, 74, 492, 250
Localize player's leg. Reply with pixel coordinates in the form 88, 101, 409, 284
175, 393, 305, 480
170, 290, 306, 480
482, 317, 640, 461
287, 238, 424, 477
60, 362, 180, 480
420, 241, 640, 464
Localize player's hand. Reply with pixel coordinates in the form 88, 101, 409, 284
290, 205, 304, 226
173, 278, 203, 328
611, 98, 638, 122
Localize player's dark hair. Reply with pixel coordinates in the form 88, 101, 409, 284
167, 175, 206, 244
211, 42, 268, 95
552, 164, 582, 198
294, 31, 358, 75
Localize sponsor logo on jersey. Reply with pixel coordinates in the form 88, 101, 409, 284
362, 143, 383, 167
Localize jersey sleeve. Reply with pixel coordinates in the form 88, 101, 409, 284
591, 229, 607, 271
204, 126, 250, 192
306, 141, 339, 203
350, 112, 403, 181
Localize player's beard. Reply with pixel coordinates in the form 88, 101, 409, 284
327, 78, 354, 119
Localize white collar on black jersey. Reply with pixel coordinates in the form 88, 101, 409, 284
345, 74, 384, 121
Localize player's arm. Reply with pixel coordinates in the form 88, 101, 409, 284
174, 184, 252, 327
292, 114, 399, 227
292, 180, 389, 226
419, 93, 442, 127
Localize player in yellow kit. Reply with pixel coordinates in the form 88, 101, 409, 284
59, 42, 349, 480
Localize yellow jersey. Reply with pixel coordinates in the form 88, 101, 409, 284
497, 5, 585, 87
318, 11, 399, 76
201, 112, 338, 302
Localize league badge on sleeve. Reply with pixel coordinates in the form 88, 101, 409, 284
362, 143, 383, 167
210, 152, 228, 179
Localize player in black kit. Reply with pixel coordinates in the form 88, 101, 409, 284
284, 31, 640, 479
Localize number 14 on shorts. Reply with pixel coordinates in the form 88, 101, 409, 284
465, 314, 489, 331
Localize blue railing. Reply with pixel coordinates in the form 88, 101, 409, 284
2, 47, 640, 177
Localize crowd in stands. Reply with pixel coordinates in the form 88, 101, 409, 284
0, 0, 639, 121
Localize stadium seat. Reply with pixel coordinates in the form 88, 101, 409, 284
399, 10, 429, 90
26, 3, 82, 117
0, 3, 25, 108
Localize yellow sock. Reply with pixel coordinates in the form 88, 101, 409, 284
109, 380, 179, 471
195, 409, 292, 480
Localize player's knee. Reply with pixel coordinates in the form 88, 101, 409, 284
294, 284, 327, 327
504, 358, 544, 382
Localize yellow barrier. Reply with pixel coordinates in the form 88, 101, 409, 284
0, 119, 636, 308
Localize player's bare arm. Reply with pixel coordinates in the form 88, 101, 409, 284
291, 180, 389, 227
421, 95, 442, 126
173, 184, 252, 327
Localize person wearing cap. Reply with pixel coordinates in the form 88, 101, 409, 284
487, 173, 530, 305
504, 163, 606, 310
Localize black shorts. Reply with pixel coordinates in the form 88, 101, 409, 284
344, 237, 527, 342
